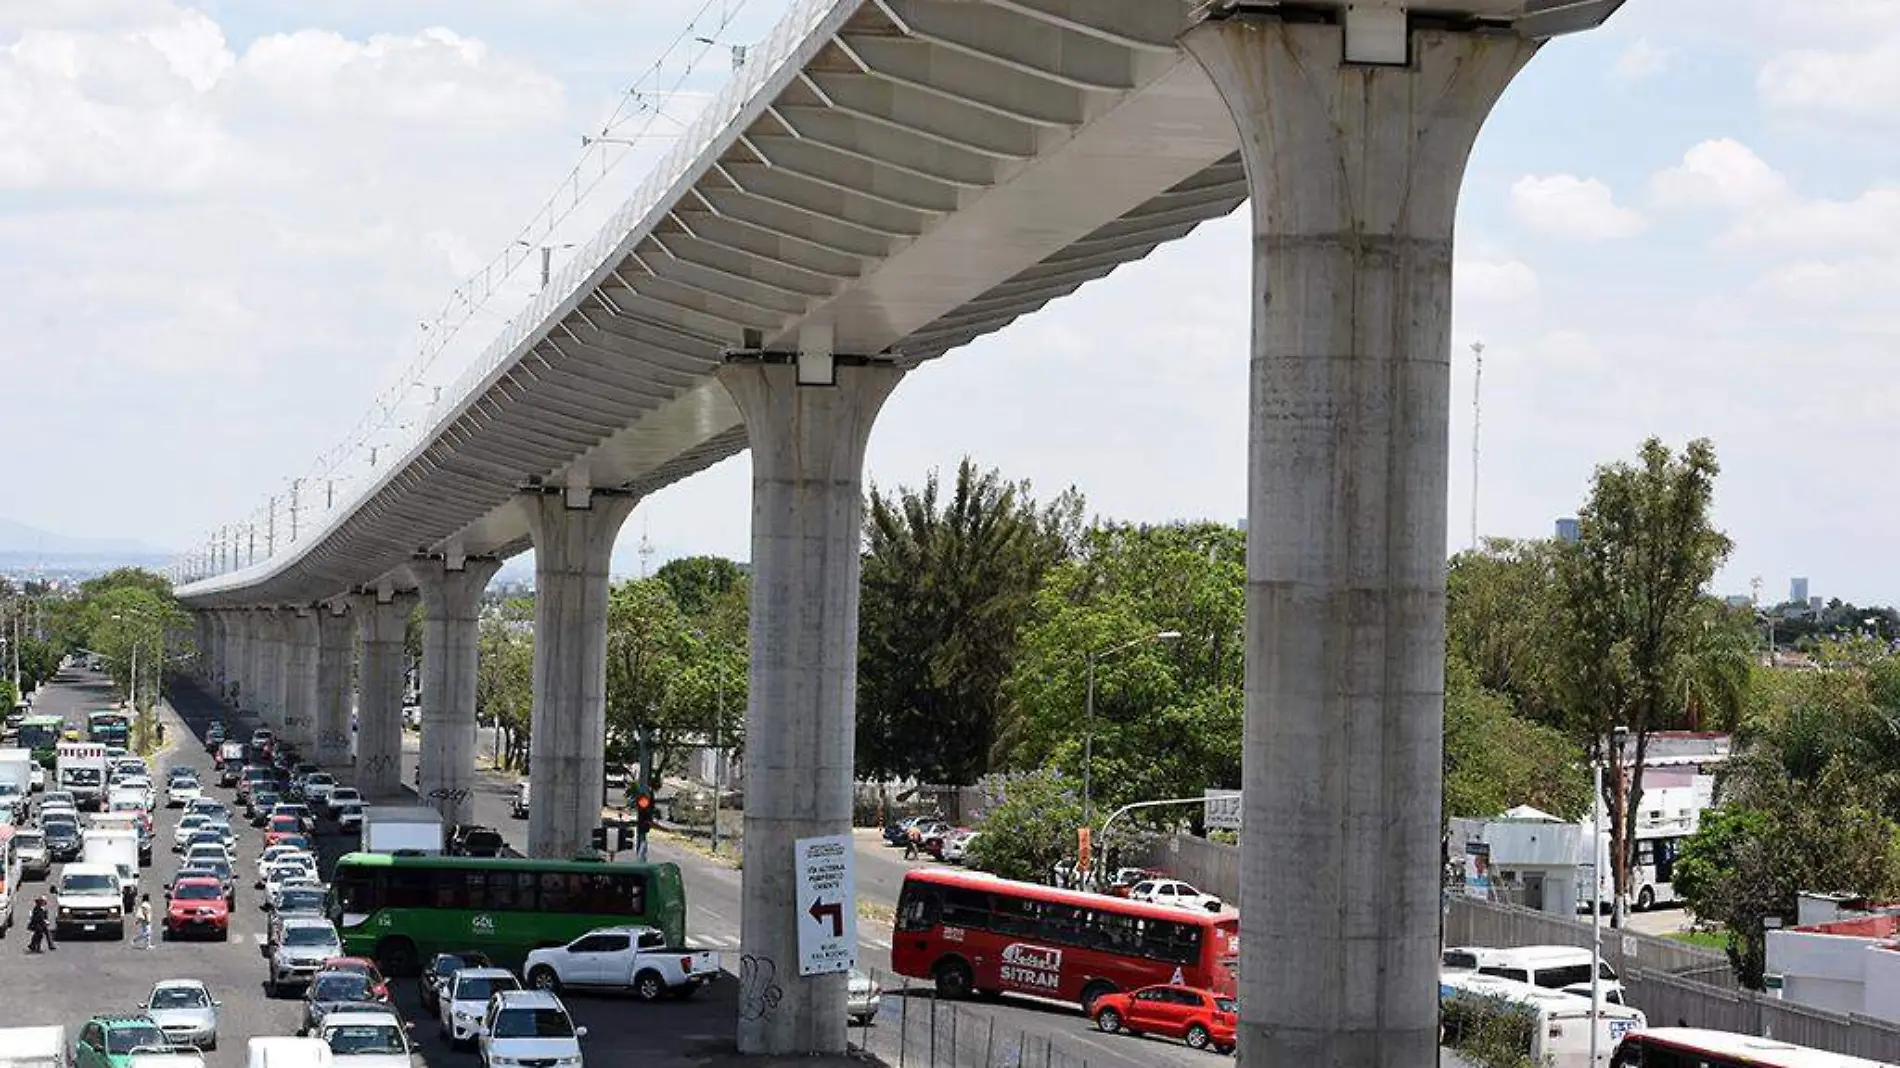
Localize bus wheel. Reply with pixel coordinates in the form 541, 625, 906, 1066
1636, 887, 1655, 912
934, 960, 974, 1000
376, 937, 419, 977
1079, 982, 1116, 1014
1095, 1008, 1122, 1034
528, 966, 562, 994
1186, 1024, 1213, 1050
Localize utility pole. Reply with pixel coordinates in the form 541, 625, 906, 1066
267, 496, 278, 557
1470, 340, 1485, 552
289, 479, 302, 542
711, 663, 724, 854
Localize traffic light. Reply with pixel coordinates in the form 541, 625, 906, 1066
634, 785, 654, 835
590, 826, 607, 852
615, 825, 634, 852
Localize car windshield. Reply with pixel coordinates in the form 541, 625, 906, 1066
491, 1008, 574, 1039
324, 1023, 406, 1054
17, 832, 42, 847
312, 974, 371, 1001
174, 883, 221, 901
271, 818, 300, 831
61, 873, 116, 894
198, 859, 231, 877
285, 926, 339, 948
104, 1023, 166, 1053
454, 975, 517, 1001
279, 891, 325, 912
151, 986, 209, 1009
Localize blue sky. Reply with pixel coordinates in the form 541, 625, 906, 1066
0, 1, 1895, 603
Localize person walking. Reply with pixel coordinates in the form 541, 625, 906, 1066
26, 896, 50, 953
904, 823, 922, 861
133, 893, 153, 950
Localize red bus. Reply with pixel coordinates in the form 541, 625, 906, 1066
892, 869, 1239, 1011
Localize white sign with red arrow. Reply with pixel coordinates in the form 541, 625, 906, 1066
795, 832, 857, 976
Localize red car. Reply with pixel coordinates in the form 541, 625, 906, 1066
1092, 985, 1238, 1055
320, 956, 391, 1001
164, 876, 230, 941
264, 815, 304, 849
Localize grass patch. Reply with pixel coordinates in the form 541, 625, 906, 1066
858, 901, 895, 927
653, 827, 743, 870
1667, 929, 1728, 951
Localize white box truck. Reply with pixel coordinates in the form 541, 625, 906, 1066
360, 805, 446, 855
56, 742, 108, 811
82, 827, 140, 904
0, 748, 33, 821
0, 1025, 67, 1067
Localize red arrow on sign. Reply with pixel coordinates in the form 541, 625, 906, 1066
808, 898, 844, 938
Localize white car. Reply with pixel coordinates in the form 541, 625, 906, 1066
1127, 878, 1224, 912
944, 830, 979, 863
141, 977, 221, 1050
29, 764, 44, 791
324, 787, 362, 817
172, 813, 211, 851
439, 967, 521, 1049
259, 845, 318, 871
317, 1006, 413, 1066
267, 874, 324, 912
300, 773, 337, 806
480, 990, 586, 1067
335, 802, 364, 832
166, 776, 203, 808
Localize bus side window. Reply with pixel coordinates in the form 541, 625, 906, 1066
1478, 966, 1529, 983
897, 886, 941, 931
941, 888, 990, 929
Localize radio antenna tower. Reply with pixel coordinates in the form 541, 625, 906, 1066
1470, 340, 1485, 552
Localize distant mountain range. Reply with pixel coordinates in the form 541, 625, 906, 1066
0, 518, 172, 559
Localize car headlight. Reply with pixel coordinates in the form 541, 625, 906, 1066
556, 1058, 582, 1067
59, 907, 72, 917
454, 1007, 477, 1020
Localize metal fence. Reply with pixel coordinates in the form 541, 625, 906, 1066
1623, 968, 1900, 1063
848, 969, 1106, 1068
1444, 896, 1738, 988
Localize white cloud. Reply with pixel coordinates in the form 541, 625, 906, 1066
1759, 34, 1900, 125
1455, 258, 1540, 304
1509, 174, 1647, 240
1723, 186, 1900, 254
1648, 139, 1789, 211
1610, 38, 1671, 82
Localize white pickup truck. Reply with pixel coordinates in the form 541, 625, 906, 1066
522, 925, 720, 1002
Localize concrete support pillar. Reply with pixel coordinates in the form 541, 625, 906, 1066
522, 490, 637, 859
257, 609, 288, 732
353, 590, 417, 798
195, 614, 213, 683
282, 608, 319, 753
718, 358, 902, 1055
207, 613, 226, 694
411, 556, 503, 827
235, 611, 257, 714
1182, 17, 1535, 1067
314, 602, 355, 769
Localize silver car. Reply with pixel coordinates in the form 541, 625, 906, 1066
848, 969, 883, 1025
142, 978, 221, 1050
270, 917, 342, 996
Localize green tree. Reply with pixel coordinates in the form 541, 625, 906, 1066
654, 555, 744, 618
1443, 655, 1591, 822
1555, 438, 1736, 922
993, 523, 1244, 817
1447, 538, 1566, 729
964, 769, 1088, 882
857, 458, 1082, 786
476, 598, 534, 771
603, 578, 747, 792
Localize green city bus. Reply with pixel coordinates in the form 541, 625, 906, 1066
17, 715, 64, 768
327, 852, 687, 975
87, 710, 131, 749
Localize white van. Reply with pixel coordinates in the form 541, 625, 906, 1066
245, 1037, 332, 1068
0, 1024, 66, 1068
1444, 944, 1626, 1003
1442, 971, 1646, 1068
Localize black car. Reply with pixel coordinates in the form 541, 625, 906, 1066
448, 825, 504, 858
41, 817, 82, 861
297, 970, 385, 1036
418, 951, 492, 1014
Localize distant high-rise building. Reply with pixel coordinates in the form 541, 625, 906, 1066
1811, 595, 1825, 614
1791, 577, 1809, 605
1554, 518, 1581, 543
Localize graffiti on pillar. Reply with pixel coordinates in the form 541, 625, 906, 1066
319, 730, 350, 751
284, 716, 308, 727
738, 955, 783, 1022
427, 788, 472, 804
363, 753, 397, 777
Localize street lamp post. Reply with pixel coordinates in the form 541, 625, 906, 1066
710, 662, 724, 855
1082, 630, 1182, 873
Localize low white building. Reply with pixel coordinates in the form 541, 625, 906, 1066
1766, 909, 1900, 1024
1448, 806, 1587, 917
